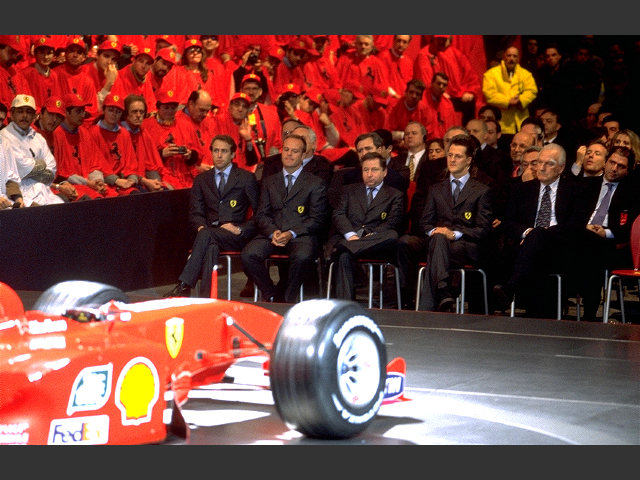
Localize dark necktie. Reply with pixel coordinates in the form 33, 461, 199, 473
286, 174, 293, 194
367, 187, 374, 207
217, 172, 225, 194
590, 182, 614, 226
452, 179, 461, 203
535, 185, 552, 228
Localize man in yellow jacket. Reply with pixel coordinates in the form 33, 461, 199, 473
482, 46, 538, 136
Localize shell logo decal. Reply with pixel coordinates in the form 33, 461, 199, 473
165, 317, 184, 359
115, 357, 159, 426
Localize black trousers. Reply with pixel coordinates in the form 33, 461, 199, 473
179, 227, 248, 297
242, 235, 318, 303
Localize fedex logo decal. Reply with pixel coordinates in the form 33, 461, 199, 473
48, 415, 109, 445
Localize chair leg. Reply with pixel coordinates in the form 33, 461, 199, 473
225, 255, 232, 301
458, 269, 466, 314
394, 267, 402, 311
326, 262, 334, 299
368, 263, 374, 309
603, 274, 618, 323
618, 280, 626, 324
415, 266, 425, 311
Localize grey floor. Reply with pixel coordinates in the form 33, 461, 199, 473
15, 268, 640, 445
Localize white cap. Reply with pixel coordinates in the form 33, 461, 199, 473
11, 94, 36, 111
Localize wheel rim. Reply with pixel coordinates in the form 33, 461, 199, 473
336, 331, 381, 408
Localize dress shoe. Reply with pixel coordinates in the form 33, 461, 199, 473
163, 281, 191, 298
492, 284, 513, 312
437, 297, 455, 313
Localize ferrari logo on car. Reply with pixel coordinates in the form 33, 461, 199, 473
165, 317, 184, 359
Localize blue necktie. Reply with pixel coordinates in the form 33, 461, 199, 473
590, 183, 614, 226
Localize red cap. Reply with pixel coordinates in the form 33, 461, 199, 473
133, 38, 154, 60
156, 46, 176, 65
65, 36, 87, 51
303, 87, 324, 106
0, 34, 25, 53
103, 93, 124, 110
183, 38, 203, 51
32, 36, 56, 52
268, 45, 286, 61
240, 73, 261, 86
372, 93, 388, 106
229, 92, 251, 105
63, 92, 91, 109
282, 83, 301, 96
97, 39, 121, 54
156, 89, 179, 104
433, 35, 450, 39
287, 36, 319, 57
44, 97, 65, 116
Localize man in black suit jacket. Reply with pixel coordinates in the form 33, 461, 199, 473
165, 135, 260, 298
261, 123, 333, 187
329, 152, 405, 300
574, 147, 638, 321
494, 143, 592, 318
242, 134, 329, 303
415, 134, 493, 312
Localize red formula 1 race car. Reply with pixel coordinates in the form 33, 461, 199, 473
0, 280, 406, 445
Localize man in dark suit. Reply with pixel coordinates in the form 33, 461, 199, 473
539, 106, 578, 173
415, 134, 493, 312
574, 146, 638, 321
164, 135, 259, 298
329, 152, 405, 300
261, 123, 333, 187
493, 143, 592, 318
242, 134, 328, 303
328, 131, 408, 210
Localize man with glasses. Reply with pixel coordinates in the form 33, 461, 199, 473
493, 143, 591, 317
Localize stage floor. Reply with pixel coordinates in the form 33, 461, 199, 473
16, 281, 640, 445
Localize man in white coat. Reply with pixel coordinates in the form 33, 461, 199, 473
0, 94, 65, 206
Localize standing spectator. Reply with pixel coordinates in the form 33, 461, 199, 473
164, 134, 260, 298
377, 35, 414, 103
413, 134, 493, 312
241, 134, 329, 303
52, 92, 110, 200
328, 151, 404, 300
238, 73, 283, 160
0, 94, 65, 206
55, 36, 99, 126
336, 35, 390, 103
423, 72, 462, 139
539, 105, 578, 169
87, 93, 140, 195
482, 46, 538, 135
385, 79, 431, 144
413, 35, 482, 125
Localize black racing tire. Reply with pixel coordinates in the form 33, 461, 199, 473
270, 299, 387, 439
31, 280, 130, 316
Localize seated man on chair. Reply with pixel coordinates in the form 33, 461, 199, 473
241, 133, 329, 303
416, 134, 493, 312
328, 151, 405, 301
493, 143, 591, 318
575, 146, 638, 321
164, 134, 259, 298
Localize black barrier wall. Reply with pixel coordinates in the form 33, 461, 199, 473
0, 189, 193, 292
